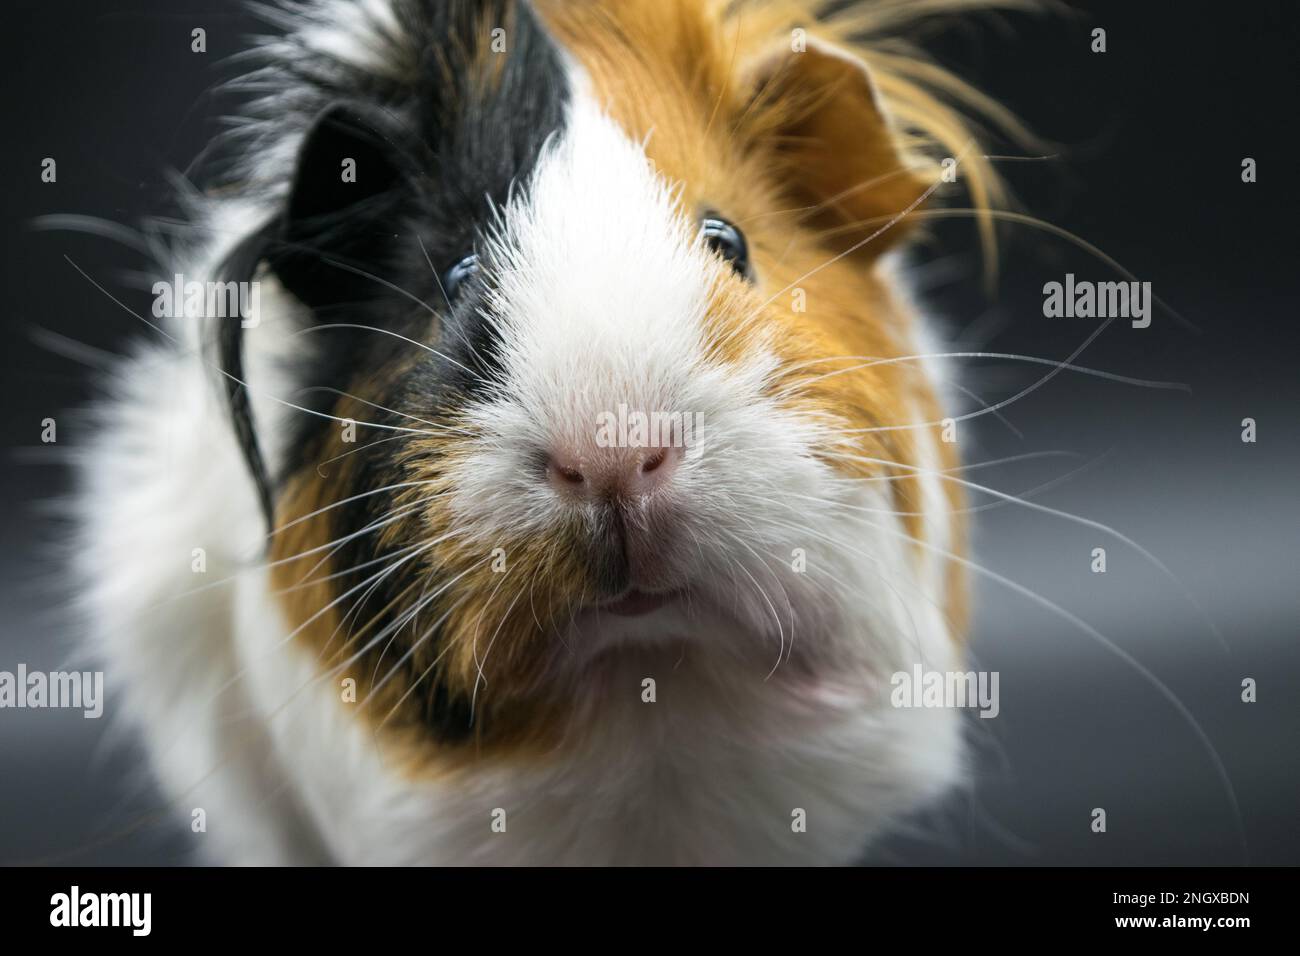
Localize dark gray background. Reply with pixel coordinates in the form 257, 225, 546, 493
2, 0, 1296, 865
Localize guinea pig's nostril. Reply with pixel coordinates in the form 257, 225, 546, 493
548, 457, 585, 487
547, 443, 680, 499
640, 448, 667, 475
630, 443, 682, 496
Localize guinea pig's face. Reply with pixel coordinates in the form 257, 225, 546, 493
262, 0, 962, 752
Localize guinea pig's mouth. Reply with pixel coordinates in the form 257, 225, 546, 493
597, 587, 686, 618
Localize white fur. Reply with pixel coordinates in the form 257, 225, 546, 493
76, 29, 963, 866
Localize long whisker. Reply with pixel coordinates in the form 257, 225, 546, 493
813, 454, 1098, 519
311, 254, 480, 376
842, 505, 1248, 858
270, 481, 441, 537
211, 541, 438, 700
717, 524, 794, 676
415, 233, 479, 357
278, 497, 438, 592
748, 140, 979, 317
371, 563, 492, 725
61, 255, 449, 440
948, 379, 1024, 440
775, 350, 1187, 399
815, 206, 1198, 331
839, 326, 1167, 434
314, 433, 406, 476
276, 539, 428, 596
470, 584, 527, 723
150, 496, 430, 607
807, 451, 1227, 654
851, 449, 1080, 482
294, 384, 468, 435
292, 322, 477, 383
730, 502, 935, 665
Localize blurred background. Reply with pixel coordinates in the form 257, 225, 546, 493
1, 0, 1296, 865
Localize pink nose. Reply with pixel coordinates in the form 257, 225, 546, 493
547, 442, 682, 501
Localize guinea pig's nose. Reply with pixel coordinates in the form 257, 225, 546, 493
546, 443, 682, 501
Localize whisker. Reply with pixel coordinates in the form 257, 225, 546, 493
816, 206, 1199, 332
470, 583, 527, 724
775, 350, 1187, 399
278, 497, 438, 592
843, 506, 1248, 859
61, 254, 451, 441
270, 481, 441, 538
806, 451, 1227, 654
314, 433, 406, 476
292, 322, 477, 383
294, 384, 468, 435
311, 255, 480, 376
724, 495, 938, 664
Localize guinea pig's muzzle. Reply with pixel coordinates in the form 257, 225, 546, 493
544, 434, 688, 613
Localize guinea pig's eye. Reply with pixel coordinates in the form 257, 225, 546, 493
700, 216, 750, 278
442, 253, 479, 300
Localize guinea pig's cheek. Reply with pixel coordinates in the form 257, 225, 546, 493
695, 274, 775, 372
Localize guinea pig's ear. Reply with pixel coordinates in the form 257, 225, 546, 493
743, 37, 931, 259
268, 102, 413, 310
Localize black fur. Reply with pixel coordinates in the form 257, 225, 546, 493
211, 0, 571, 740
217, 0, 569, 513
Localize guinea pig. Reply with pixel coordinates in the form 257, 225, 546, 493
75, 0, 1017, 864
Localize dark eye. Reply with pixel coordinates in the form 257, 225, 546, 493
700, 216, 750, 278
442, 253, 479, 301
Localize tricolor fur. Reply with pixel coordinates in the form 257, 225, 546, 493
75, 0, 1020, 864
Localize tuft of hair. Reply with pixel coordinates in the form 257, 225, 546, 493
723, 0, 1044, 278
